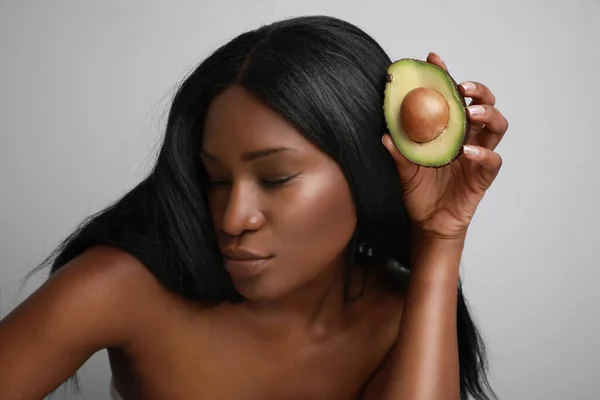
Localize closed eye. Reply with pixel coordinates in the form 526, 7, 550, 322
261, 173, 299, 188
207, 173, 300, 188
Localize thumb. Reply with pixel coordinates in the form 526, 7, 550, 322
381, 133, 418, 183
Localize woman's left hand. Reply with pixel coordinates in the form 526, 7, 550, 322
382, 52, 509, 241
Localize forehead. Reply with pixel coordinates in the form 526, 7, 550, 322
202, 85, 312, 154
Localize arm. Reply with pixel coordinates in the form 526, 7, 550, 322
362, 236, 463, 400
391, 236, 463, 398
364, 51, 507, 399
0, 246, 151, 399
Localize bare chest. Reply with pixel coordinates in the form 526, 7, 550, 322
114, 304, 401, 399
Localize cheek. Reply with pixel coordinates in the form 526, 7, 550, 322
276, 170, 356, 262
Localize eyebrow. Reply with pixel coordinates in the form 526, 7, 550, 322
201, 146, 295, 163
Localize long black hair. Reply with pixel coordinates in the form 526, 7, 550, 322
30, 15, 496, 400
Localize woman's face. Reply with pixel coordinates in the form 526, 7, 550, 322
201, 85, 357, 301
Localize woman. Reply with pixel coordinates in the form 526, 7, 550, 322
0, 15, 507, 400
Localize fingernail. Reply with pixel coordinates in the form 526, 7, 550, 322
463, 145, 479, 156
468, 105, 485, 116
460, 81, 476, 93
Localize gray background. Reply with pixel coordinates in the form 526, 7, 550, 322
1, 0, 598, 399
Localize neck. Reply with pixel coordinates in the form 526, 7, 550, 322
242, 256, 368, 339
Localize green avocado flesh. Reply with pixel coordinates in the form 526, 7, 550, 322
384, 58, 469, 168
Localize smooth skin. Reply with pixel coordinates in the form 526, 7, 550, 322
0, 52, 508, 399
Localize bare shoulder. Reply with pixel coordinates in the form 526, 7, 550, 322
54, 244, 159, 286
0, 245, 165, 399
39, 245, 168, 337
52, 245, 167, 300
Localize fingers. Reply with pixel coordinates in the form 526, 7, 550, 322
459, 81, 496, 106
381, 134, 418, 183
462, 145, 503, 185
423, 53, 508, 153
466, 104, 509, 150
467, 104, 509, 134
426, 52, 448, 72
458, 81, 508, 150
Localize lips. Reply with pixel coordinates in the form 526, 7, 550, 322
221, 247, 273, 279
221, 247, 271, 261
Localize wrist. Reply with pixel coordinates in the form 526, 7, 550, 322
410, 230, 465, 283
411, 220, 469, 243
412, 227, 466, 254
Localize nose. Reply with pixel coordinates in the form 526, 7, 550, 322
219, 180, 265, 237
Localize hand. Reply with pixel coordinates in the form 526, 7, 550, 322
382, 52, 509, 241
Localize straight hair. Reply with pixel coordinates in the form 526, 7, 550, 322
30, 15, 497, 400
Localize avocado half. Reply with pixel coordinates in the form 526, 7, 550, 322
383, 58, 470, 168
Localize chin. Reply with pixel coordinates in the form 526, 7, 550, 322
232, 276, 291, 303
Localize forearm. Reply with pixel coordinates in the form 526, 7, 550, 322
381, 235, 464, 400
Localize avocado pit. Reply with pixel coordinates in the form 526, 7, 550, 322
400, 87, 449, 143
